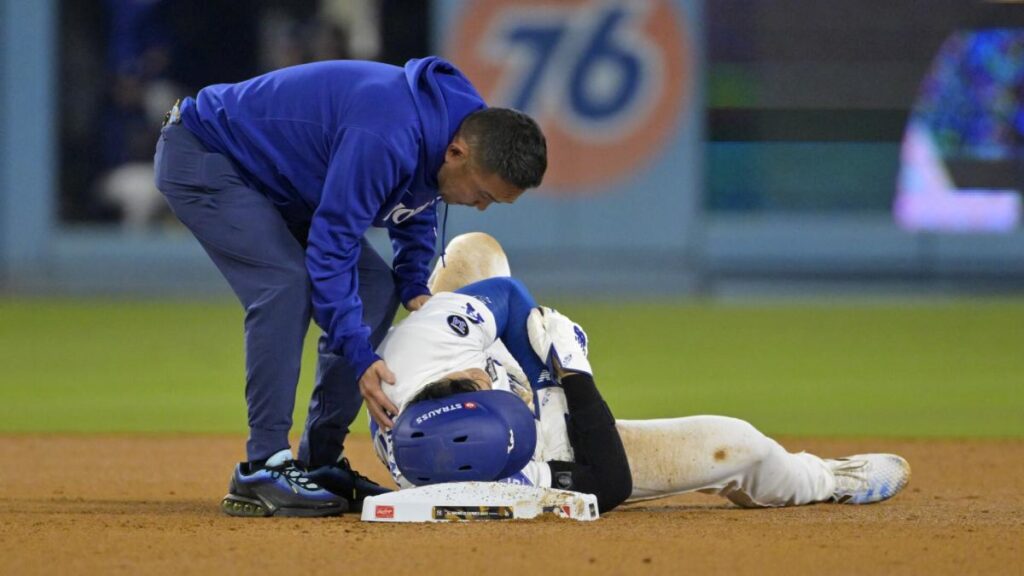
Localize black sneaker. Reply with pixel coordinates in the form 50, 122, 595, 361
221, 455, 348, 518
305, 458, 391, 512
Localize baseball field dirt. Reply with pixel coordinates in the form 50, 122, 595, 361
1, 436, 1020, 575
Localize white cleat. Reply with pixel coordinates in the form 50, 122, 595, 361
826, 453, 911, 504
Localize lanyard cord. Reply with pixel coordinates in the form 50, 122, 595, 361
438, 201, 449, 269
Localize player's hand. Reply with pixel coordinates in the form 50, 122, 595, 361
359, 360, 399, 429
526, 306, 592, 377
405, 294, 431, 311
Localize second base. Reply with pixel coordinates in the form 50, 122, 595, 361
360, 482, 600, 523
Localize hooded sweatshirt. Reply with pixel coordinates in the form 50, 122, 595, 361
178, 57, 486, 378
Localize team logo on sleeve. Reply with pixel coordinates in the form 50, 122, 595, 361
464, 302, 485, 324
574, 325, 588, 353
447, 315, 470, 337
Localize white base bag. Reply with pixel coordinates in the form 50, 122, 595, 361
360, 482, 600, 523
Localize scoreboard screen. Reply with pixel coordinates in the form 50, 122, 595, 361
707, 1, 1024, 232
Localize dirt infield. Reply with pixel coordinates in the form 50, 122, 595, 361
1, 436, 1020, 575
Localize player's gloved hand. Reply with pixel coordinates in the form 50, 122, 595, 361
359, 359, 399, 429
526, 306, 592, 377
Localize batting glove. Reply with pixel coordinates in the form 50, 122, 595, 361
526, 306, 592, 376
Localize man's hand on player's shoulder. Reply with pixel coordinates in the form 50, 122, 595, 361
405, 294, 431, 311
360, 359, 399, 428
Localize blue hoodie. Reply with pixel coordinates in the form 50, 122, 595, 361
179, 57, 486, 378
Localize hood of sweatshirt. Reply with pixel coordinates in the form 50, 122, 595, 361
404, 57, 487, 189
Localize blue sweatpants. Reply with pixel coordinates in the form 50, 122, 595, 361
154, 123, 399, 465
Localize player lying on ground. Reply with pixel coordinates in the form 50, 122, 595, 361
367, 233, 912, 513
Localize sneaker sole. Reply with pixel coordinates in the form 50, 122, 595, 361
221, 494, 346, 518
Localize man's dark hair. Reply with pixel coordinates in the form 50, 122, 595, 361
408, 377, 481, 405
457, 108, 547, 189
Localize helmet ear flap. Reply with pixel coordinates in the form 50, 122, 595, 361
495, 400, 537, 479
392, 390, 537, 485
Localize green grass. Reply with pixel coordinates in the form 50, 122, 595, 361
1, 297, 1021, 438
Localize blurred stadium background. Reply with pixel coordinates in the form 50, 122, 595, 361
1, 0, 1021, 438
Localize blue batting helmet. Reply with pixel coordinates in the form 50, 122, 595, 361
392, 390, 537, 486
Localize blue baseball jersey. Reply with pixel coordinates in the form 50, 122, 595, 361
179, 57, 486, 377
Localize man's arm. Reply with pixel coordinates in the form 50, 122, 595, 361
308, 128, 408, 424
388, 203, 438, 309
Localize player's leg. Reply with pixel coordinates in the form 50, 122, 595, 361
427, 232, 510, 293
299, 238, 400, 467
616, 416, 837, 507
155, 123, 311, 463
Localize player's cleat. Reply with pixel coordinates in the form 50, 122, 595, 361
221, 450, 348, 518
827, 453, 911, 505
305, 458, 391, 513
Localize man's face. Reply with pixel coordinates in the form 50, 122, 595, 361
437, 137, 524, 211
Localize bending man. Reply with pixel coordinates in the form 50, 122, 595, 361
154, 57, 547, 517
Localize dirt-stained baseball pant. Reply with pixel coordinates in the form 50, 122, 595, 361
617, 417, 835, 506
154, 122, 399, 465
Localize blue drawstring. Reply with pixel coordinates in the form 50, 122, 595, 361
439, 201, 449, 268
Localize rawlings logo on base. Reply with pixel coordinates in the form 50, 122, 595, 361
375, 505, 395, 519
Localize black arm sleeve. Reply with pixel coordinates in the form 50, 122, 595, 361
547, 373, 632, 512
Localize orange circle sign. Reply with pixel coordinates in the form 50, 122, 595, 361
446, 0, 692, 193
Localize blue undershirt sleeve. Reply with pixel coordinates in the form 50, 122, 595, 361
454, 277, 553, 389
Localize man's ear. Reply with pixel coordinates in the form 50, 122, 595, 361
445, 135, 469, 164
